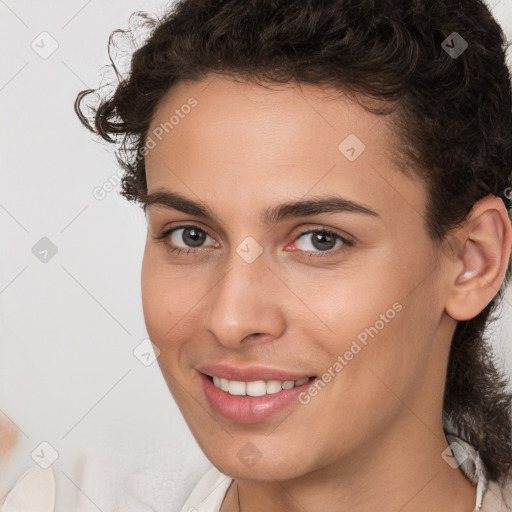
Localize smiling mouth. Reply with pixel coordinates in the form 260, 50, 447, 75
204, 374, 316, 397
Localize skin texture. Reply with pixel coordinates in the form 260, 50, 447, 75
140, 75, 511, 512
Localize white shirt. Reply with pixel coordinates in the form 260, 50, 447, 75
179, 435, 512, 512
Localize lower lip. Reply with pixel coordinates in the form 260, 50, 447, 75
199, 372, 315, 424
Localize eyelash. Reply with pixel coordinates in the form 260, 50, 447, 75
153, 224, 353, 259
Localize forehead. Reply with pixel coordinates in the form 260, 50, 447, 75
147, 75, 392, 155
144, 75, 425, 225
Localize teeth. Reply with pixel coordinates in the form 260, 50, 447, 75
266, 380, 283, 394
228, 380, 246, 395
219, 378, 230, 392
246, 380, 267, 397
211, 376, 311, 396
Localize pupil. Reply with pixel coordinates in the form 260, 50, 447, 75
183, 228, 206, 247
312, 232, 336, 251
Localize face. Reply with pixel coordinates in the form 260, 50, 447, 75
141, 75, 454, 481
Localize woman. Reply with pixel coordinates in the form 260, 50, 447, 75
74, 0, 512, 510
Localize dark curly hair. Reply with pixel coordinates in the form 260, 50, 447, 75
75, 0, 512, 485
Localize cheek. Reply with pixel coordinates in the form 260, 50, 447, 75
302, 248, 437, 396
141, 249, 180, 346
292, 237, 416, 335
290, 260, 400, 350
140, 248, 209, 352
331, 294, 440, 419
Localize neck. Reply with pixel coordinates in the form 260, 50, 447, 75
222, 416, 477, 512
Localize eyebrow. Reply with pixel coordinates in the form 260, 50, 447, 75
142, 189, 379, 224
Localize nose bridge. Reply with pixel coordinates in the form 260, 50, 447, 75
204, 247, 285, 347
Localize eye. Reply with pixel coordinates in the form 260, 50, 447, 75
153, 225, 352, 257
154, 225, 217, 255
290, 229, 351, 256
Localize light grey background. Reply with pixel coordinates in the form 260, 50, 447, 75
0, 1, 511, 511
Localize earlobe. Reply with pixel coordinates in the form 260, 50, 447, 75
445, 196, 512, 321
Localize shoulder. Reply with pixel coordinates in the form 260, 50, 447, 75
179, 466, 233, 512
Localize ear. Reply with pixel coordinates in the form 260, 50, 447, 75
445, 195, 512, 321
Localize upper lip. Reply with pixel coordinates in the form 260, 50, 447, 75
196, 363, 315, 382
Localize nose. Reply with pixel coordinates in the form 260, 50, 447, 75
204, 250, 287, 349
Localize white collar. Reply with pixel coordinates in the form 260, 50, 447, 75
445, 432, 488, 510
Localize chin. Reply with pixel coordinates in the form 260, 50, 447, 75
197, 436, 313, 481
